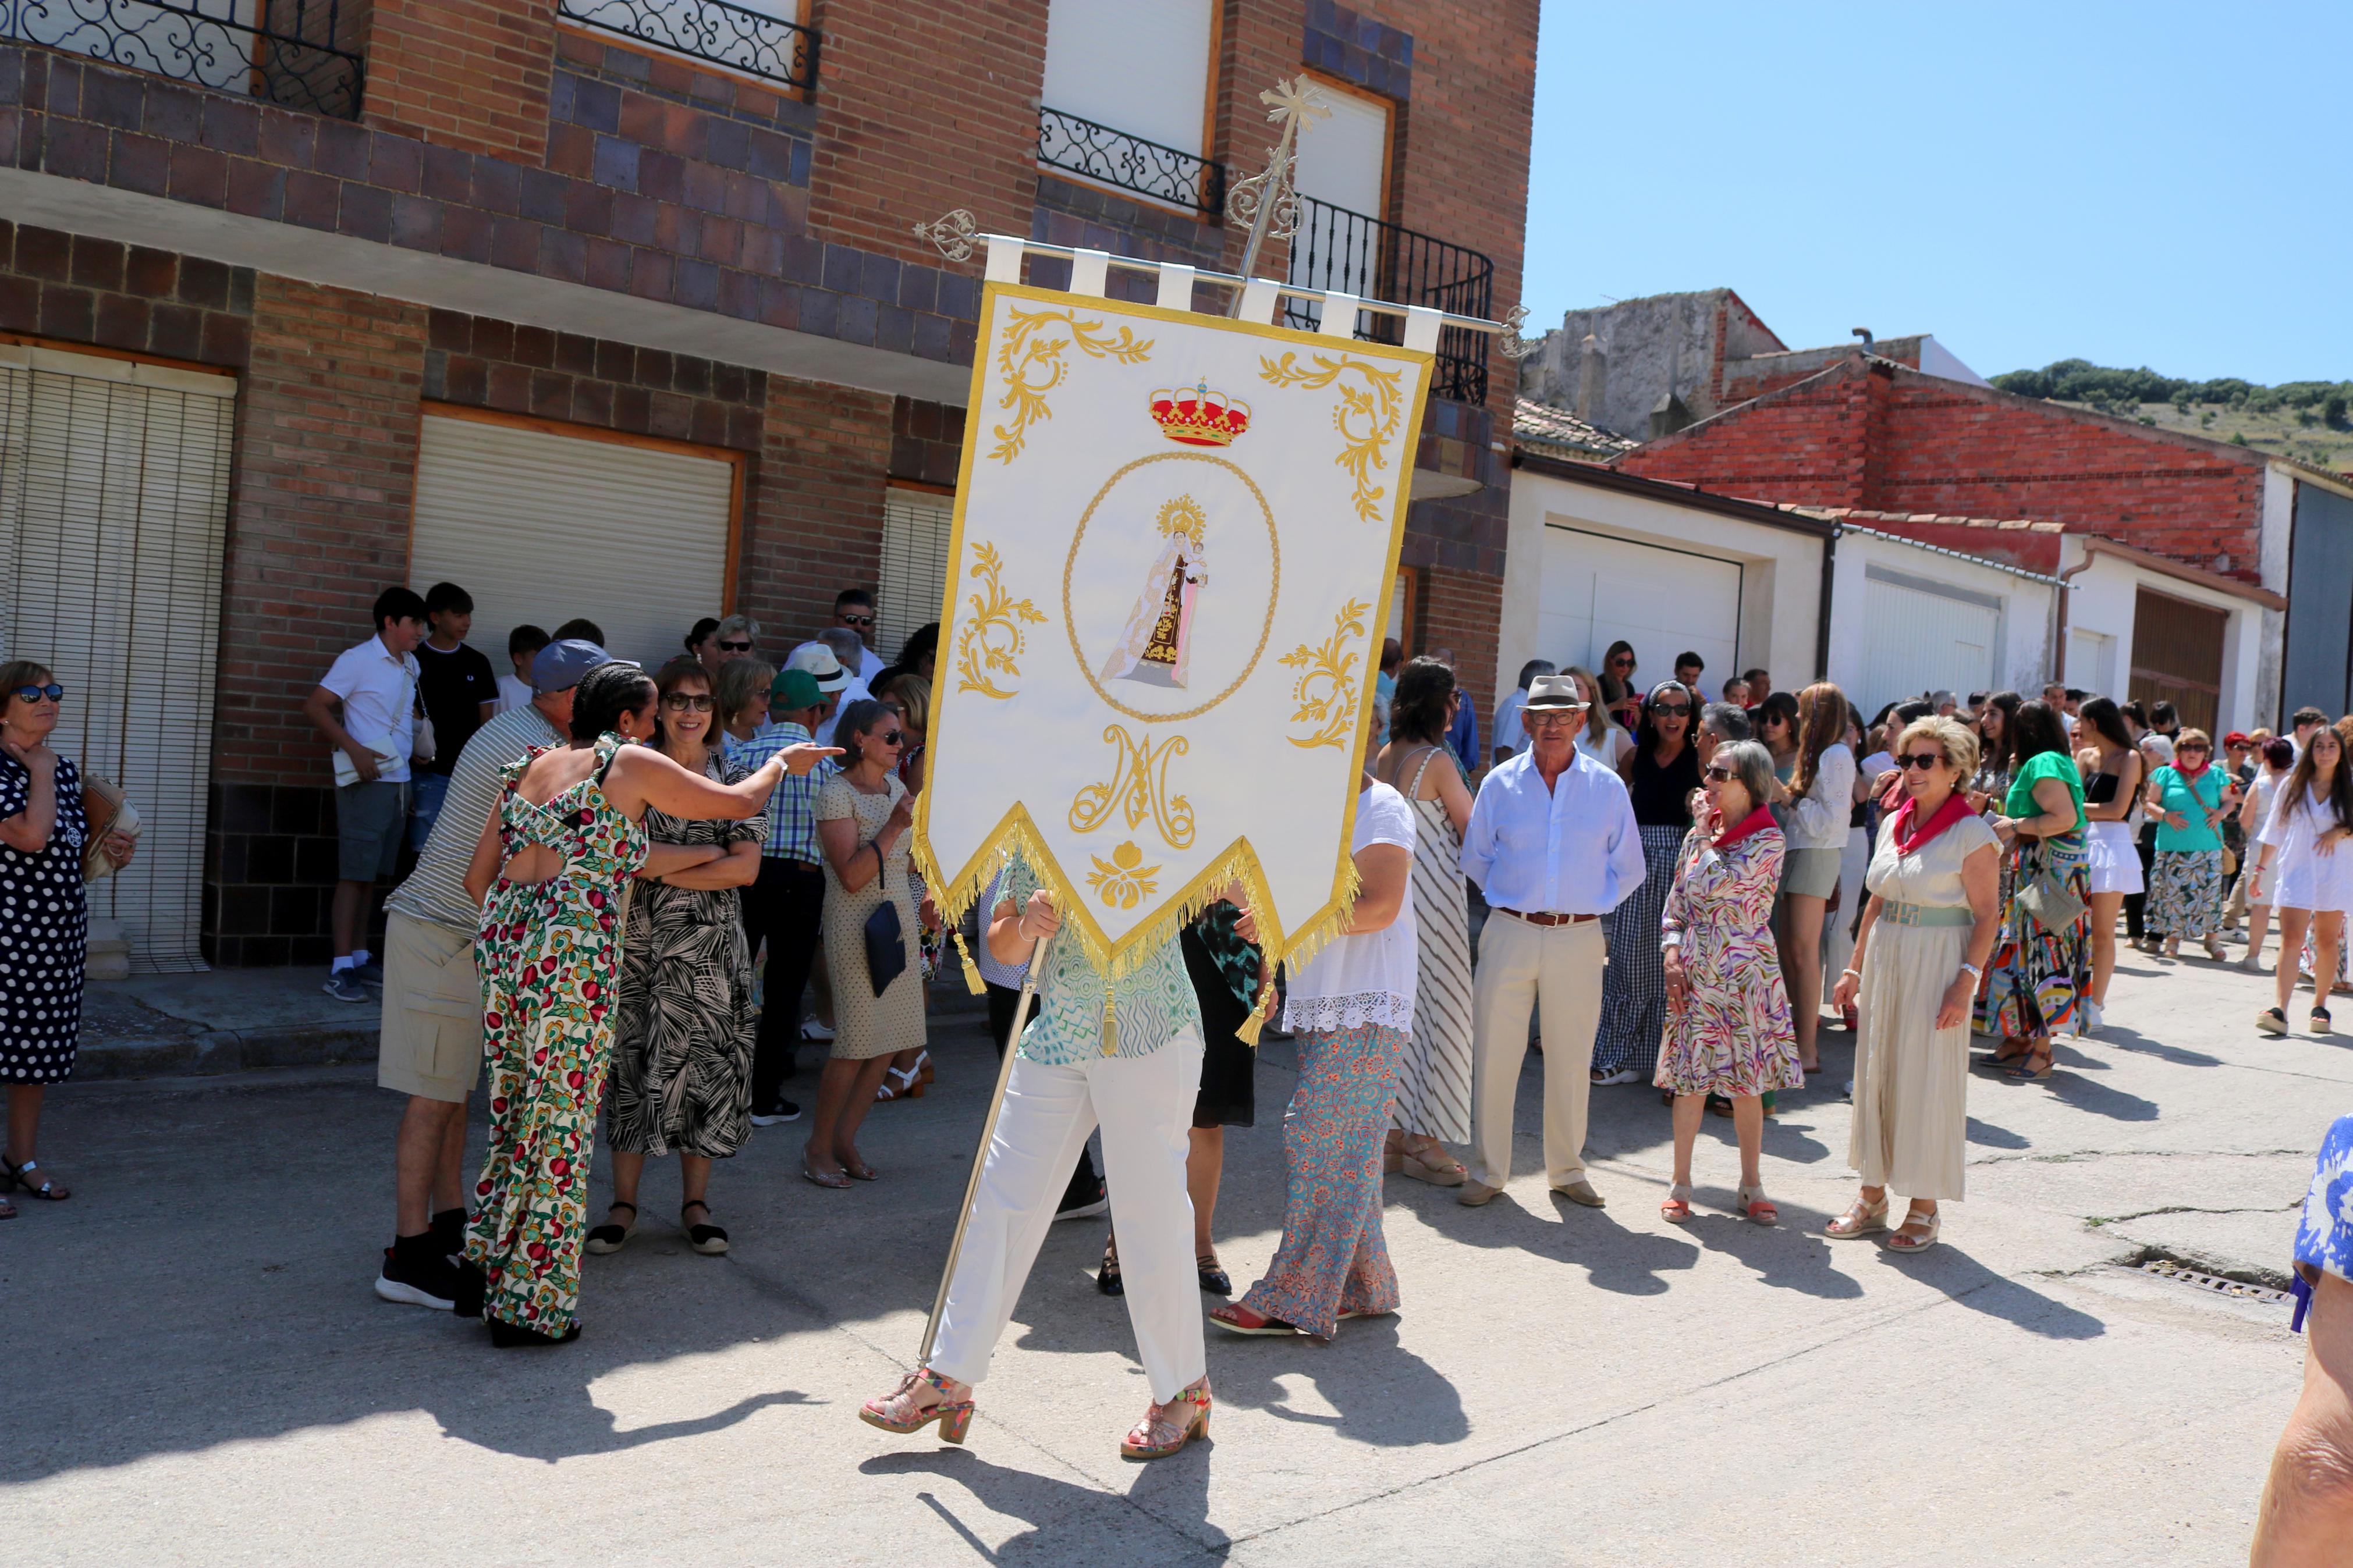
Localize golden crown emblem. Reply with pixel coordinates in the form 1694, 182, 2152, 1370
1156, 495, 1208, 549
1149, 379, 1252, 446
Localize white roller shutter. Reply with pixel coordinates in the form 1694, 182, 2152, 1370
1538, 525, 1742, 687
1043, 0, 1213, 157
1859, 568, 2001, 716
409, 413, 737, 677
0, 343, 234, 972
1291, 83, 1390, 220
877, 488, 954, 665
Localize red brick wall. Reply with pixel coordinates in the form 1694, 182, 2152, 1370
1415, 564, 1502, 739
364, 0, 558, 162
805, 0, 1048, 267
216, 275, 428, 784
1623, 360, 2269, 580
739, 376, 893, 656
0, 222, 254, 365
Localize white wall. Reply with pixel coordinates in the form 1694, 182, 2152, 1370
2059, 539, 2266, 734
1825, 531, 2055, 716
1500, 467, 1826, 706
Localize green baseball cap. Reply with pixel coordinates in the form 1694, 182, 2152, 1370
770, 669, 821, 709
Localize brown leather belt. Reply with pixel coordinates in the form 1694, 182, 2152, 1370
1497, 908, 1598, 927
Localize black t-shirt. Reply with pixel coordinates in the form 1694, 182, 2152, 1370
414, 641, 497, 777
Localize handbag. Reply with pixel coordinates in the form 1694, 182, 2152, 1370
2014, 857, 2086, 933
863, 897, 907, 997
80, 773, 141, 882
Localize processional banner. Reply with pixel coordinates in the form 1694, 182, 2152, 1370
915, 278, 1435, 1001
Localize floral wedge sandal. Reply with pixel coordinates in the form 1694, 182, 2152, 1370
1121, 1377, 1212, 1461
859, 1368, 975, 1445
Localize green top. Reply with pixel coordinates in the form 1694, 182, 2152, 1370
2005, 749, 2086, 838
2150, 765, 2226, 853
993, 855, 1201, 1066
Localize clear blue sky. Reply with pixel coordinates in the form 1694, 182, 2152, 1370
1522, 2, 2351, 386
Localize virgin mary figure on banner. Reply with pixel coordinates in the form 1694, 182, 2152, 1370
1099, 496, 1208, 690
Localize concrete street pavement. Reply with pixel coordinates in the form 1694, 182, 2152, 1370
4, 943, 2345, 1565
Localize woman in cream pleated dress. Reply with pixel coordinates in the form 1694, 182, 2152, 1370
1829, 716, 2001, 1255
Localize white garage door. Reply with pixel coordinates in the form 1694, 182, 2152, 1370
1538, 525, 1742, 691
409, 413, 737, 676
1859, 568, 2000, 716
0, 343, 233, 972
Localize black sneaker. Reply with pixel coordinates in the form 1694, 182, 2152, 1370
1055, 1177, 1109, 1222
322, 970, 370, 1004
374, 1242, 460, 1310
750, 1098, 803, 1126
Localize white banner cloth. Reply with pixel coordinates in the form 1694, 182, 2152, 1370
915, 280, 1433, 982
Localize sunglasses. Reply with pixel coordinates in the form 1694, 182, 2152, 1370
1704, 763, 1736, 780
873, 730, 904, 747
662, 692, 716, 712
2178, 743, 2210, 753
1609, 656, 1633, 668
1651, 702, 1690, 716
11, 683, 63, 703
840, 614, 875, 628
1897, 752, 1945, 771
717, 639, 753, 653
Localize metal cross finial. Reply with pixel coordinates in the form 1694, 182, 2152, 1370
1497, 304, 1542, 361
1225, 76, 1328, 311
913, 208, 980, 262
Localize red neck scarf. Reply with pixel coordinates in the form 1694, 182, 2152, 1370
1889, 790, 1974, 855
2175, 755, 2209, 784
1714, 803, 1777, 850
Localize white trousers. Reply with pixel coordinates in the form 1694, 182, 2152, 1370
930, 1027, 1205, 1403
1468, 914, 1605, 1189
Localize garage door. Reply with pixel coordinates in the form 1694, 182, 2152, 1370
0, 343, 234, 972
2129, 588, 2226, 735
1538, 525, 1741, 690
409, 412, 739, 676
1859, 568, 2000, 716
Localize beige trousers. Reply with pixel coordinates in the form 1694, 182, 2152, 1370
1468, 912, 1606, 1189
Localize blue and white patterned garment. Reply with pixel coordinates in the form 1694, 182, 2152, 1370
992, 854, 1201, 1066
2291, 1112, 2353, 1332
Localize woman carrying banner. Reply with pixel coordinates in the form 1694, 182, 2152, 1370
860, 875, 1216, 1460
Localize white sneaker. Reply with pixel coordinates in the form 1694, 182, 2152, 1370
2082, 1000, 2104, 1034
2238, 954, 2267, 973
1589, 1067, 1642, 1086
799, 1016, 835, 1042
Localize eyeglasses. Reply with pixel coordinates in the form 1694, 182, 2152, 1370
10, 683, 63, 703
1527, 711, 1581, 726
1704, 763, 1736, 780
662, 692, 716, 712
1897, 752, 1945, 771
1651, 703, 1691, 716
840, 614, 875, 628
716, 639, 753, 653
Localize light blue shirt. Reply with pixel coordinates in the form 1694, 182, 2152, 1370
984, 856, 1199, 1065
1460, 747, 1645, 915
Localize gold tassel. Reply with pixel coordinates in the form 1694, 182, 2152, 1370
1234, 975, 1277, 1048
950, 928, 985, 995
1101, 981, 1119, 1056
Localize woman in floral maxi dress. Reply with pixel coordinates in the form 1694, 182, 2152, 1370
1655, 739, 1802, 1226
456, 663, 828, 1346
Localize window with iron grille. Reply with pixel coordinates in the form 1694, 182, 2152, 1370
1, 0, 366, 118
556, 0, 817, 91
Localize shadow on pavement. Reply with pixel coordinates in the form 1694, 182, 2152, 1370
2093, 1025, 2223, 1069
862, 1446, 1230, 1563
1965, 1115, 2030, 1150
1679, 1206, 1865, 1300
1875, 1244, 2107, 1339
1205, 1314, 1469, 1447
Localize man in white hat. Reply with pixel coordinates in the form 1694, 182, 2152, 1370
786, 643, 858, 745
1457, 672, 1645, 1208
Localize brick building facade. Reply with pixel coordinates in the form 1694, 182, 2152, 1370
0, 0, 1536, 967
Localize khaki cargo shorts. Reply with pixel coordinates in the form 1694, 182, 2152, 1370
377, 912, 483, 1102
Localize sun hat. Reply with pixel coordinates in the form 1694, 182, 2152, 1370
785, 643, 849, 695
1522, 673, 1590, 710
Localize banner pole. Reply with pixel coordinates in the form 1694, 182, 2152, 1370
918, 925, 1057, 1367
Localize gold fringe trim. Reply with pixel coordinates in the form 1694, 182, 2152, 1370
950, 927, 986, 995
913, 806, 1364, 994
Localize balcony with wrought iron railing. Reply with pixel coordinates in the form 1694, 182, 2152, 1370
556, 0, 817, 93
1032, 108, 1496, 404
1, 0, 365, 118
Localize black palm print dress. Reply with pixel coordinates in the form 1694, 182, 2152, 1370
608, 753, 767, 1158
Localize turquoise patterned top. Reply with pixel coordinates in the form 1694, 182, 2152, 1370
994, 855, 1201, 1065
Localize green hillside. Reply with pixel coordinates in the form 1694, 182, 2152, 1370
1992, 358, 2353, 472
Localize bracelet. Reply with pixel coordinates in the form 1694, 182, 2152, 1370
1840, 967, 1861, 980
1957, 962, 1982, 981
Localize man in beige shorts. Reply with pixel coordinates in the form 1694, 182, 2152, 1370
372, 638, 603, 1310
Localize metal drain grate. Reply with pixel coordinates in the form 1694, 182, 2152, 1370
2137, 1258, 2291, 1305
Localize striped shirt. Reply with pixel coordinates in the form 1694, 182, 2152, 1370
725, 721, 825, 862
384, 703, 563, 934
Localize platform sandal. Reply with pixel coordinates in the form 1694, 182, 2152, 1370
1826, 1195, 1889, 1238
1887, 1207, 1942, 1253
860, 1368, 975, 1443
1122, 1377, 1212, 1461
1738, 1183, 1779, 1226
1660, 1183, 1693, 1224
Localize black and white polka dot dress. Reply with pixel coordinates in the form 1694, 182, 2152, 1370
0, 753, 87, 1083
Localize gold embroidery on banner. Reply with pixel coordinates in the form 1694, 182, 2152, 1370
1256, 351, 1406, 522
1087, 840, 1162, 910
988, 307, 1155, 464
1279, 598, 1372, 750
952, 542, 1048, 700
1069, 724, 1197, 850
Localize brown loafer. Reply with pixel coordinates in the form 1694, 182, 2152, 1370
1456, 1181, 1504, 1207
1552, 1179, 1606, 1208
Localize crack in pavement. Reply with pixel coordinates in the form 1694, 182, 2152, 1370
2086, 1203, 2304, 1226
